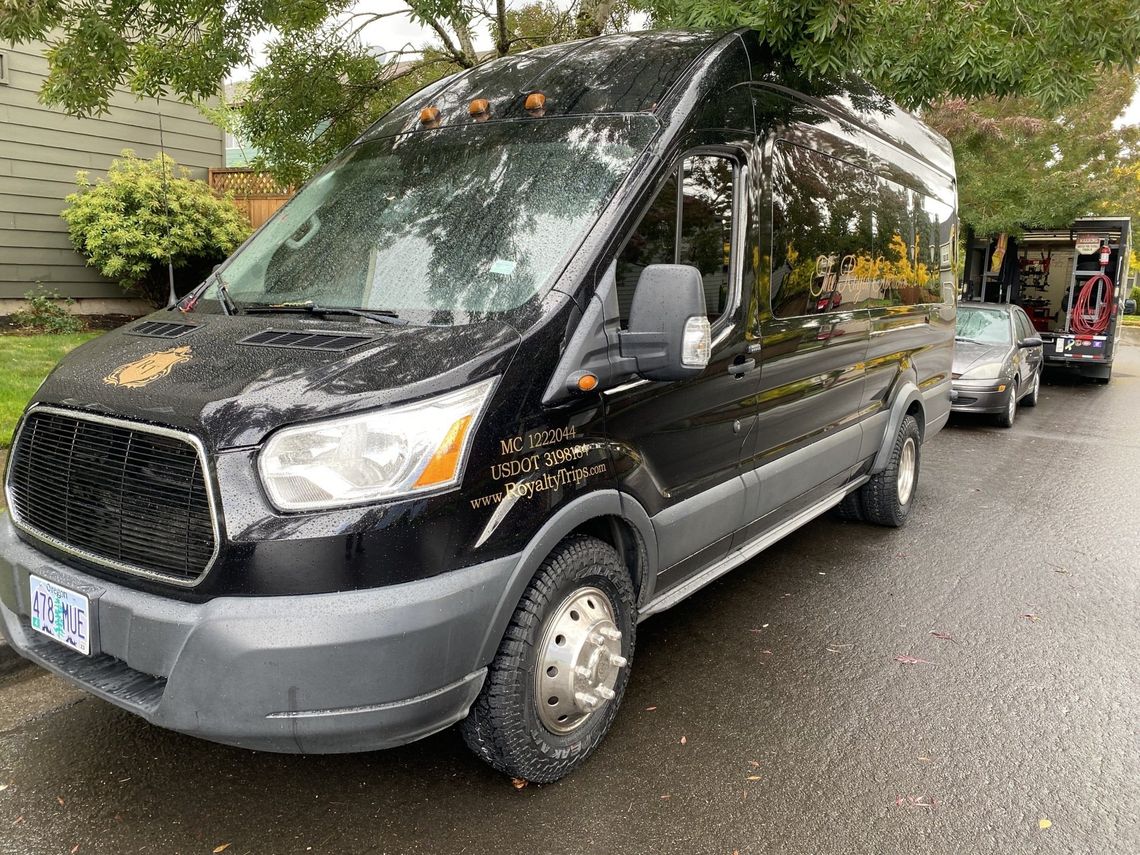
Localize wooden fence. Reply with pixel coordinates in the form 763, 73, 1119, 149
208, 168, 293, 229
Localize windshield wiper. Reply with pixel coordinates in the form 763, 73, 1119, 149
955, 336, 985, 345
243, 301, 407, 325
213, 274, 239, 316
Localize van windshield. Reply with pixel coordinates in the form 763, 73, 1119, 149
213, 116, 654, 325
956, 307, 1011, 346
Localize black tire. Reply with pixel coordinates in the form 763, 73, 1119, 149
996, 380, 1018, 428
859, 413, 921, 528
1022, 371, 1039, 407
834, 489, 864, 522
460, 535, 636, 783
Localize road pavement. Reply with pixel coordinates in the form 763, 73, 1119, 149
1, 334, 1138, 855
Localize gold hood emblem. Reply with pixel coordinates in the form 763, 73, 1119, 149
103, 345, 193, 389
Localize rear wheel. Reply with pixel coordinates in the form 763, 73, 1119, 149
460, 535, 636, 783
1022, 371, 1040, 407
996, 380, 1018, 428
859, 414, 921, 528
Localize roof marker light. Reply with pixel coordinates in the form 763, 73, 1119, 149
525, 92, 547, 117
419, 106, 441, 128
469, 98, 491, 121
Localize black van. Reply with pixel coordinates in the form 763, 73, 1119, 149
0, 30, 956, 782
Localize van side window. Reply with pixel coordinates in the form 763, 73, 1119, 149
616, 154, 735, 324
771, 142, 877, 317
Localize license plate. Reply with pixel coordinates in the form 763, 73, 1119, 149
29, 575, 91, 656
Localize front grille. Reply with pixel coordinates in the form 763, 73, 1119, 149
6, 408, 217, 585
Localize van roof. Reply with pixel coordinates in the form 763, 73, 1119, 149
359, 30, 954, 178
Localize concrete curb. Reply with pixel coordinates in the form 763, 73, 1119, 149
0, 638, 30, 678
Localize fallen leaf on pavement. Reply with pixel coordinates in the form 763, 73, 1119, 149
746, 775, 762, 781
70, 846, 79, 854
680, 736, 687, 745
895, 795, 937, 809
1039, 818, 1052, 830
0, 784, 7, 793
660, 794, 670, 800
511, 778, 528, 790
1022, 613, 1040, 622
894, 655, 935, 665
917, 756, 932, 762
57, 796, 65, 806
213, 846, 231, 854
928, 631, 956, 642
748, 760, 760, 767
644, 706, 657, 711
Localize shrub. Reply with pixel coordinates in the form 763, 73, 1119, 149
62, 150, 251, 306
11, 286, 84, 334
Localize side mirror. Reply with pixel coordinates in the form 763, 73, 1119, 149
619, 264, 711, 381
1125, 299, 1137, 315
1019, 336, 1043, 348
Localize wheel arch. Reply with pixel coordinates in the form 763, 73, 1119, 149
870, 382, 925, 474
474, 490, 657, 669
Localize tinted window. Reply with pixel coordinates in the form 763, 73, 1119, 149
1014, 309, 1034, 340
957, 308, 1012, 345
617, 154, 735, 324
771, 143, 877, 317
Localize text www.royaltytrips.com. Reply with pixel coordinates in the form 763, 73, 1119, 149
470, 462, 608, 508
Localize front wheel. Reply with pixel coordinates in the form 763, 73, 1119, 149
460, 535, 636, 783
996, 380, 1018, 428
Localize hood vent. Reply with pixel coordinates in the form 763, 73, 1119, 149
129, 320, 198, 339
239, 329, 374, 352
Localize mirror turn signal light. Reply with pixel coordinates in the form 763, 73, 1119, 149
469, 98, 491, 121
419, 106, 441, 128
566, 370, 600, 394
525, 92, 547, 116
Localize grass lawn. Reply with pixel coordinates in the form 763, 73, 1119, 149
0, 332, 103, 448
1122, 315, 1140, 327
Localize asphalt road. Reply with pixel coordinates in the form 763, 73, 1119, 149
2, 333, 1138, 855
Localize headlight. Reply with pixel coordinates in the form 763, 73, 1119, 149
959, 361, 1005, 380
259, 378, 496, 511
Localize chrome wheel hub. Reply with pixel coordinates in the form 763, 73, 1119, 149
535, 586, 626, 734
897, 436, 916, 506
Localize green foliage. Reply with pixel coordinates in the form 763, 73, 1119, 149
924, 71, 1140, 236
61, 151, 251, 306
10, 287, 84, 334
0, 332, 102, 449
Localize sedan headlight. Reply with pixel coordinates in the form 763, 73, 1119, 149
259, 378, 496, 511
959, 361, 1005, 381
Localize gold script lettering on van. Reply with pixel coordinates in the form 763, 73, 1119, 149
103, 346, 193, 388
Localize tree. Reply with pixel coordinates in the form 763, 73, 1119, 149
4, 0, 1139, 182
923, 70, 1140, 235
61, 151, 251, 306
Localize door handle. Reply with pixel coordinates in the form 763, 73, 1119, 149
728, 357, 756, 377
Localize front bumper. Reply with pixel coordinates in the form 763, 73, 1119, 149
950, 380, 1012, 415
0, 514, 519, 754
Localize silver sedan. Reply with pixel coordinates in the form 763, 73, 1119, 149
951, 302, 1044, 428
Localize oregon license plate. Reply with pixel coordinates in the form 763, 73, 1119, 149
29, 575, 91, 656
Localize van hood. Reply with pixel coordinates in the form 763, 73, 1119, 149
952, 340, 1010, 377
31, 313, 521, 449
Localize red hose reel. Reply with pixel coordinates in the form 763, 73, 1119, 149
1070, 244, 1114, 335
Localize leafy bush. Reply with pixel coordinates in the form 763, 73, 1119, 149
62, 150, 251, 306
10, 287, 84, 334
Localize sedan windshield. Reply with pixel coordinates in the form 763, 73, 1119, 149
211, 116, 654, 325
956, 308, 1011, 346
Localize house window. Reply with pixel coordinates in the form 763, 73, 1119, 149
0, 51, 9, 85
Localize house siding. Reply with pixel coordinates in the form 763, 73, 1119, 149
0, 40, 225, 301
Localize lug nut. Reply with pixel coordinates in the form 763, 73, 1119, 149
574, 665, 593, 679
599, 626, 622, 641
589, 632, 606, 646
608, 654, 628, 668
595, 685, 616, 701
574, 691, 599, 710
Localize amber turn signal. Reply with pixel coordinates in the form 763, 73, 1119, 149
413, 414, 474, 489
419, 106, 441, 128
577, 373, 598, 392
469, 98, 491, 120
